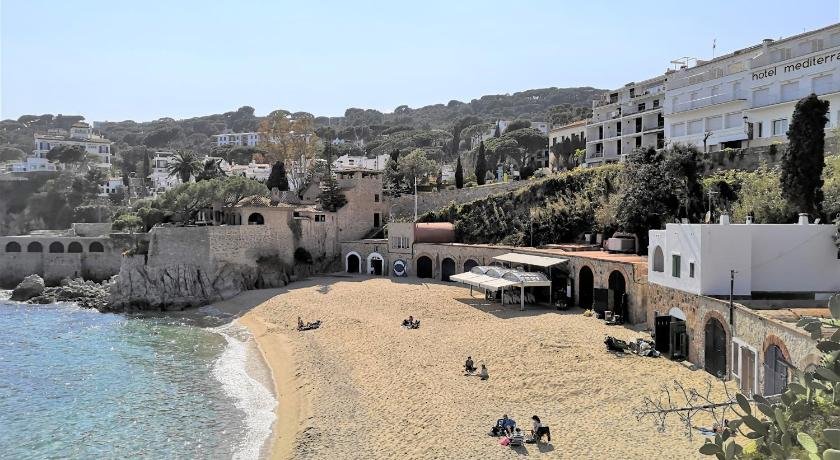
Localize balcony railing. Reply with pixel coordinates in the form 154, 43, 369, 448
752, 82, 840, 109
672, 92, 747, 113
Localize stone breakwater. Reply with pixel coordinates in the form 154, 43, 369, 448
10, 275, 111, 311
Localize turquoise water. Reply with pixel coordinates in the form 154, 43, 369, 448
0, 293, 276, 459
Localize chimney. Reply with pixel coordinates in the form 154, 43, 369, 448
797, 213, 809, 225
745, 215, 754, 225
719, 214, 730, 225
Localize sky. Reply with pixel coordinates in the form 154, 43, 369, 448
2, 0, 839, 122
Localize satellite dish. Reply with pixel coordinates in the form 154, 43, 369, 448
704, 211, 711, 223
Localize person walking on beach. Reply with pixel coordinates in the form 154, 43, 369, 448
479, 364, 489, 380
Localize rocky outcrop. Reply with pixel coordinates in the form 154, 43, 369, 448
11, 275, 45, 301
107, 258, 291, 312
29, 278, 110, 310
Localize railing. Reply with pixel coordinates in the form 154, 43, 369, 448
672, 92, 747, 113
752, 82, 840, 109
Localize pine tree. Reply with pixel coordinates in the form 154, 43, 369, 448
475, 141, 487, 186
781, 93, 829, 218
318, 144, 347, 212
142, 151, 150, 178
266, 161, 289, 191
455, 156, 464, 189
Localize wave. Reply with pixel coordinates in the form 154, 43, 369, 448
209, 322, 278, 460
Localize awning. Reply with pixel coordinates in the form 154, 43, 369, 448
449, 272, 498, 287
479, 278, 519, 290
492, 252, 568, 268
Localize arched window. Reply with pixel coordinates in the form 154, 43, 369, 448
5, 242, 21, 253
68, 242, 83, 253
49, 242, 64, 253
89, 242, 104, 253
27, 242, 43, 253
652, 246, 664, 272
247, 213, 265, 225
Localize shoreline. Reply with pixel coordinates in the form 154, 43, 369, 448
237, 313, 304, 460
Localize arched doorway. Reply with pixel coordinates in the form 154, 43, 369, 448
704, 318, 727, 378
5, 242, 21, 253
247, 213, 265, 225
608, 270, 627, 319
27, 242, 43, 252
68, 242, 83, 253
464, 259, 479, 273
578, 266, 593, 308
764, 345, 789, 395
652, 246, 664, 272
49, 242, 65, 253
416, 256, 433, 279
441, 257, 456, 282
367, 252, 384, 276
346, 252, 360, 273
89, 242, 104, 252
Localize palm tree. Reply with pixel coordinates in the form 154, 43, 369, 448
167, 150, 201, 183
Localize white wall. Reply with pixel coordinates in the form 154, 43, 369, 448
748, 224, 840, 292
699, 225, 752, 295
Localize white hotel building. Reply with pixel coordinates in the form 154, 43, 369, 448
666, 23, 840, 152
212, 132, 261, 147
581, 23, 840, 166
585, 76, 666, 165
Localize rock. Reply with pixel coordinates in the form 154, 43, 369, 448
11, 275, 45, 301
107, 259, 291, 312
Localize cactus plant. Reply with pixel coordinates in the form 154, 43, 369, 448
699, 294, 840, 459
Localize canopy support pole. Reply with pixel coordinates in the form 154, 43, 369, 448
520, 284, 525, 311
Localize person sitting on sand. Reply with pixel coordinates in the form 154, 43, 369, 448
402, 315, 414, 327
509, 427, 525, 446
297, 316, 304, 330
464, 356, 476, 374
491, 415, 515, 436
479, 364, 489, 380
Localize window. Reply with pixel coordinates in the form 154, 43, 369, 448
731, 342, 740, 378
374, 194, 380, 203
689, 262, 695, 278
756, 122, 764, 138
813, 74, 833, 94
780, 81, 800, 102
671, 122, 686, 137
772, 119, 788, 136
672, 254, 681, 278
653, 99, 660, 108
652, 246, 664, 272
687, 119, 704, 135
637, 103, 645, 112
314, 214, 325, 222
753, 87, 770, 106
707, 115, 723, 131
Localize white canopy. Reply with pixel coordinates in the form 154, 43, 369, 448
492, 252, 568, 268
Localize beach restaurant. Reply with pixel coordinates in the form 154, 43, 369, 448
449, 252, 567, 310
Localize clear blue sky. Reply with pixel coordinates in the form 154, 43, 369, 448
2, 0, 838, 122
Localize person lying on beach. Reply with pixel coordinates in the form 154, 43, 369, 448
479, 364, 489, 380
464, 356, 476, 374
491, 415, 516, 436
401, 316, 420, 329
297, 319, 321, 331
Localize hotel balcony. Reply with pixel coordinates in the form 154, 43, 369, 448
671, 92, 748, 114
751, 82, 840, 110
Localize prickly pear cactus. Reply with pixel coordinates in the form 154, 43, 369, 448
700, 294, 840, 459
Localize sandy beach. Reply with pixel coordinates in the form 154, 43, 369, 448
220, 276, 731, 459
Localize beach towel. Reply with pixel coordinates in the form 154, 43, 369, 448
499, 437, 510, 446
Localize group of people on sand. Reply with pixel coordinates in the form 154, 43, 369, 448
297, 317, 321, 331
401, 315, 420, 329
490, 414, 551, 446
464, 356, 489, 380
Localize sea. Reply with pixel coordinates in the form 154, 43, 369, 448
0, 290, 277, 459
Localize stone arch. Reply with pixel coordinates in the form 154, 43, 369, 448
27, 241, 43, 252
441, 257, 456, 282
68, 242, 83, 253
49, 241, 65, 253
652, 246, 664, 272
5, 241, 21, 253
89, 242, 104, 252
667, 307, 687, 320
367, 252, 384, 276
346, 251, 361, 273
416, 255, 433, 279
700, 311, 730, 378
578, 265, 594, 308
463, 259, 479, 273
247, 212, 265, 225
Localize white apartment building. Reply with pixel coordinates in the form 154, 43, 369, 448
585, 76, 666, 165
333, 153, 390, 171
148, 152, 182, 193
548, 119, 587, 169
17, 122, 113, 171
648, 216, 840, 297
213, 132, 261, 147
666, 23, 840, 151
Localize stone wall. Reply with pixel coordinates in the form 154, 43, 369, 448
390, 181, 524, 218
0, 235, 128, 287
338, 172, 389, 240
701, 143, 837, 172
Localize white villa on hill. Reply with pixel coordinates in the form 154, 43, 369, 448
7, 122, 113, 172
